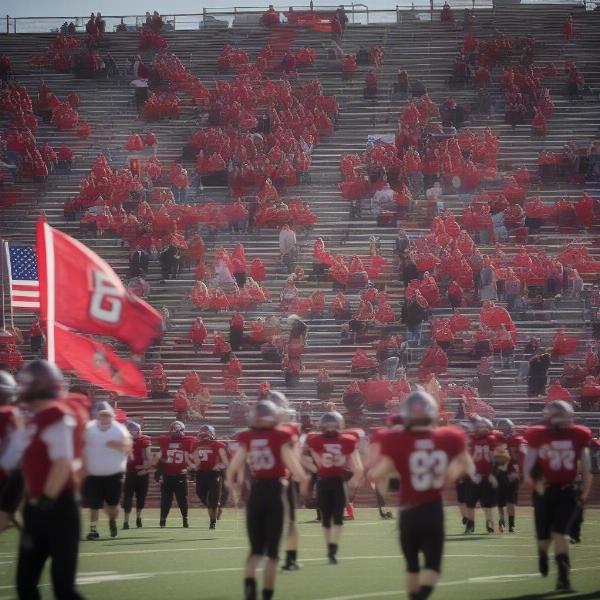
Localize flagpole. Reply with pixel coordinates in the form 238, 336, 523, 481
0, 240, 5, 331
42, 223, 56, 364
3, 242, 13, 330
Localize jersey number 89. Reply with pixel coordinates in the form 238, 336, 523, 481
409, 450, 448, 491
248, 448, 276, 471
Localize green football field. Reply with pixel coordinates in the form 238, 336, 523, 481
1, 507, 600, 600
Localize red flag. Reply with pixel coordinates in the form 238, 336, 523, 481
54, 324, 147, 398
36, 221, 163, 354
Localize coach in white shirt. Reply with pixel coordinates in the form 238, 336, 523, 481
83, 401, 131, 540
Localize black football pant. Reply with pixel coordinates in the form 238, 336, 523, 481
16, 492, 85, 600
160, 475, 188, 521
122, 473, 149, 513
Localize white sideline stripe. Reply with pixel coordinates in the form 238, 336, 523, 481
80, 545, 247, 557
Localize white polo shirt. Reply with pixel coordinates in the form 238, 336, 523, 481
84, 420, 130, 476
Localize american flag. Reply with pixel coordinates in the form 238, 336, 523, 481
4, 243, 40, 311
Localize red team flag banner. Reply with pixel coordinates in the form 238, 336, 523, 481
36, 221, 163, 356
53, 324, 148, 397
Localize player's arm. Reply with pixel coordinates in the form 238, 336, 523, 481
218, 447, 229, 468
225, 446, 247, 490
580, 447, 593, 502
447, 450, 474, 483
281, 443, 310, 496
367, 455, 397, 498
347, 449, 364, 488
106, 430, 133, 454
138, 446, 153, 474
522, 446, 540, 491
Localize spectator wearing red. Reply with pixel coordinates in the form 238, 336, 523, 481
150, 363, 168, 398
29, 316, 44, 355
189, 317, 207, 355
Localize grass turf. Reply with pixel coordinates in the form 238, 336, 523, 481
1, 507, 600, 600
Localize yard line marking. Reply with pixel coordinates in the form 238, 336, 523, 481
79, 545, 247, 557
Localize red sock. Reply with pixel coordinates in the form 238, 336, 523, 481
345, 503, 355, 519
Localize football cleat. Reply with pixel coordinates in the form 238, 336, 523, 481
123, 522, 129, 530
109, 519, 118, 538
159, 519, 166, 528
498, 519, 505, 533
209, 521, 216, 530
556, 579, 574, 593
281, 562, 301, 571
328, 556, 338, 565
183, 518, 189, 528
86, 530, 99, 541
486, 520, 495, 534
136, 517, 143, 528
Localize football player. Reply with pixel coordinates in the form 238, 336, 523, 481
226, 400, 310, 600
122, 420, 152, 529
494, 418, 525, 532
155, 421, 194, 528
523, 400, 592, 592
464, 416, 502, 533
306, 411, 363, 564
0, 370, 24, 533
368, 391, 473, 600
188, 424, 228, 529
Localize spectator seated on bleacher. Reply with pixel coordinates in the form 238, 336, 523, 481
419, 342, 448, 379
547, 379, 573, 404
0, 344, 24, 374
551, 327, 579, 360
350, 349, 377, 378
581, 376, 600, 411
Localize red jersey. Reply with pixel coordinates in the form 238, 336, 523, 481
504, 434, 526, 474
127, 435, 151, 472
469, 431, 502, 476
194, 439, 227, 472
306, 432, 357, 478
236, 427, 294, 479
380, 427, 466, 507
524, 424, 592, 485
21, 402, 77, 499
157, 435, 194, 476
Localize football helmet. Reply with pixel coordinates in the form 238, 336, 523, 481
249, 400, 279, 428
0, 370, 17, 405
495, 418, 514, 437
169, 420, 186, 437
264, 390, 289, 410
400, 391, 438, 428
473, 416, 493, 435
16, 360, 64, 402
319, 411, 345, 433
126, 420, 142, 438
543, 400, 574, 428
198, 424, 216, 440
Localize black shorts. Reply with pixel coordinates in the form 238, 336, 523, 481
496, 471, 519, 507
0, 470, 24, 513
455, 480, 467, 504
317, 477, 347, 528
121, 472, 149, 513
246, 479, 288, 559
399, 499, 445, 574
287, 479, 299, 523
534, 485, 578, 540
195, 470, 223, 509
465, 477, 496, 509
84, 473, 123, 509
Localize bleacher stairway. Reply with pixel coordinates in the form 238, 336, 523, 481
1, 4, 600, 505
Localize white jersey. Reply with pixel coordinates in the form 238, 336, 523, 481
84, 420, 130, 476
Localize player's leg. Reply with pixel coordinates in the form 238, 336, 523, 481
245, 483, 267, 600
552, 486, 578, 591
159, 477, 174, 527
496, 472, 507, 532
283, 481, 300, 570
84, 476, 101, 540
206, 473, 221, 529
482, 478, 496, 533
327, 478, 346, 564
464, 479, 478, 533
316, 479, 332, 541
0, 470, 24, 533
399, 508, 420, 598
218, 472, 228, 520
533, 489, 552, 577
174, 475, 189, 527
507, 478, 519, 533
122, 473, 134, 529
104, 474, 122, 538
455, 480, 467, 525
135, 474, 149, 527
262, 483, 286, 599
415, 501, 444, 600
